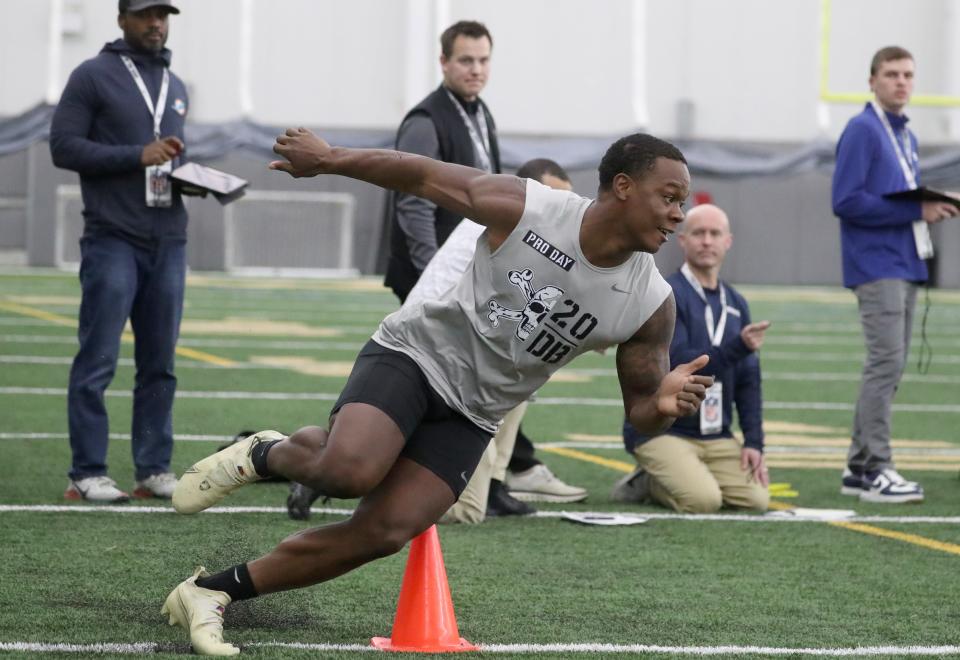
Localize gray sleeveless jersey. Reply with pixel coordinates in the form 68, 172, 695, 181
373, 179, 671, 432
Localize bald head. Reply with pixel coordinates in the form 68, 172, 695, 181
681, 203, 730, 235
678, 203, 733, 278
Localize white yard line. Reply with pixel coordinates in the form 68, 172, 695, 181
9, 354, 960, 386
761, 351, 960, 365
7, 386, 960, 413
8, 332, 960, 363
0, 387, 338, 401
0, 432, 230, 442
0, 333, 364, 351
2, 504, 959, 524
17, 432, 960, 457
2, 641, 959, 656
0, 355, 286, 370
532, 441, 960, 456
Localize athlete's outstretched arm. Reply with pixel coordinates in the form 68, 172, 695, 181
269, 127, 524, 241
616, 294, 713, 435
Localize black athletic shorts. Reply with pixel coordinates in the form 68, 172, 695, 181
330, 339, 492, 498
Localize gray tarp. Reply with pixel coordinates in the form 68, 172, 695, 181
4, 103, 960, 184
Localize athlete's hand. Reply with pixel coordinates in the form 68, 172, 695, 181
655, 354, 713, 418
141, 136, 183, 166
270, 127, 332, 178
741, 447, 769, 487
921, 201, 959, 224
740, 320, 771, 351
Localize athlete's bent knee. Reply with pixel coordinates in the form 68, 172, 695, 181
354, 519, 420, 560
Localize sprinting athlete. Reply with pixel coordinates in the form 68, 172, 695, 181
161, 129, 712, 656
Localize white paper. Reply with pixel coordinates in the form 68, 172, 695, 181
561, 512, 649, 526
764, 507, 856, 521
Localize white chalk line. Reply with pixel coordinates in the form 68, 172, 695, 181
9, 433, 960, 457
8, 355, 960, 387
2, 640, 959, 656
2, 504, 958, 524
0, 334, 365, 351
7, 386, 960, 413
0, 432, 231, 442
0, 387, 339, 401
10, 332, 960, 364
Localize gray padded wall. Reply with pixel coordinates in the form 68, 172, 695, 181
8, 144, 960, 289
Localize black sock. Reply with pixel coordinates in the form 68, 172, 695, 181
195, 563, 258, 602
250, 439, 281, 478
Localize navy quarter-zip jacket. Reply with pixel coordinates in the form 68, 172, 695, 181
50, 39, 189, 247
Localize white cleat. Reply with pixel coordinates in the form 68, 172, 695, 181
173, 430, 284, 514
161, 566, 239, 656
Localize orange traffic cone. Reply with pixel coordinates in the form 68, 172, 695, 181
371, 525, 478, 652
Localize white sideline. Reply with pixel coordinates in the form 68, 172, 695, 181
3, 641, 960, 656
10, 353, 960, 386
8, 386, 960, 413
7, 433, 960, 457
2, 504, 959, 524
0, 432, 230, 442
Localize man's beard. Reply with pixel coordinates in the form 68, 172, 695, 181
132, 31, 165, 53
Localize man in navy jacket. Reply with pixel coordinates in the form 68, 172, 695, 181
832, 46, 958, 504
617, 204, 771, 513
50, 0, 189, 503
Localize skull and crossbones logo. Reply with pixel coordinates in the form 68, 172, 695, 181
487, 269, 564, 340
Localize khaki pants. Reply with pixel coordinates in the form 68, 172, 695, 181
440, 401, 527, 524
634, 435, 769, 513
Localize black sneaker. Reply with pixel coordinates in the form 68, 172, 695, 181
486, 480, 536, 517
286, 481, 328, 520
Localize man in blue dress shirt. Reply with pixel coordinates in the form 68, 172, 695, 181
832, 46, 958, 503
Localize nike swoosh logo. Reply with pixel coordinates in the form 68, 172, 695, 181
233, 567, 241, 584
611, 284, 632, 294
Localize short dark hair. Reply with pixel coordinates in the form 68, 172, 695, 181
440, 21, 492, 58
597, 134, 686, 191
870, 46, 913, 76
516, 158, 570, 184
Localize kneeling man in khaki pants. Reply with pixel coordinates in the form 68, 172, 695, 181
614, 204, 771, 513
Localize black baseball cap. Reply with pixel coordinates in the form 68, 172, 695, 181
119, 0, 180, 14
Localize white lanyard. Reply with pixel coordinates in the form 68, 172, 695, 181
120, 54, 169, 139
445, 89, 493, 173
681, 263, 728, 347
870, 101, 933, 258
870, 101, 917, 189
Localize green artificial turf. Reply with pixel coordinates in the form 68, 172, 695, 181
2, 270, 960, 659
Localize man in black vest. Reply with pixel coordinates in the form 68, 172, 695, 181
383, 20, 500, 303
381, 21, 538, 517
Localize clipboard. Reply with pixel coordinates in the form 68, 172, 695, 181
884, 186, 960, 209
171, 162, 248, 205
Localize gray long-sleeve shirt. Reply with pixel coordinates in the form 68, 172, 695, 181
394, 109, 489, 271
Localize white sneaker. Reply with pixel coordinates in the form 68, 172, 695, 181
860, 468, 924, 504
173, 430, 284, 514
505, 464, 588, 503
64, 476, 130, 503
161, 566, 239, 656
134, 472, 178, 499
